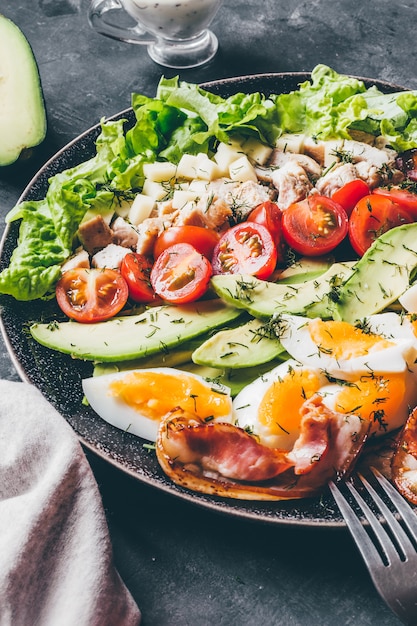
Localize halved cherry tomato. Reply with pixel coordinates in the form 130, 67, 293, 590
373, 186, 417, 219
150, 242, 212, 304
281, 195, 349, 256
120, 252, 156, 303
332, 179, 370, 216
247, 201, 286, 262
348, 194, 414, 256
153, 225, 220, 260
56, 268, 129, 323
211, 222, 277, 280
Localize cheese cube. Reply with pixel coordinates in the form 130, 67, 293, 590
176, 154, 200, 180
142, 179, 169, 201
128, 194, 156, 225
172, 189, 199, 209
229, 155, 257, 183
188, 179, 210, 196
242, 137, 273, 165
214, 142, 243, 175
195, 154, 222, 181
275, 133, 306, 154
142, 161, 177, 183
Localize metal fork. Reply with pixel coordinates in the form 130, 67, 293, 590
329, 467, 417, 625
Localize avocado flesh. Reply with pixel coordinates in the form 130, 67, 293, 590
30, 300, 242, 362
210, 262, 355, 320
334, 222, 417, 323
0, 15, 46, 166
192, 317, 285, 369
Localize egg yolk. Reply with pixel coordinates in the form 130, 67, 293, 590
308, 319, 394, 360
258, 368, 323, 438
109, 371, 231, 422
408, 314, 417, 338
331, 372, 406, 433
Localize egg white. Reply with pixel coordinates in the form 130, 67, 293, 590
82, 366, 234, 442
232, 359, 329, 450
278, 313, 417, 381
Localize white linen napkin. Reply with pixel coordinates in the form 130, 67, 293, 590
0, 380, 141, 626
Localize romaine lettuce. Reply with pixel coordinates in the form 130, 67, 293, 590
3, 64, 417, 302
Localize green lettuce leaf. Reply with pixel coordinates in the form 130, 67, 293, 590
0, 118, 133, 300
0, 200, 65, 300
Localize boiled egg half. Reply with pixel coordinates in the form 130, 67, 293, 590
82, 367, 234, 442
278, 313, 417, 381
233, 359, 329, 450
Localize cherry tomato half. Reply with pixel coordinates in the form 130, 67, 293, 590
281, 195, 349, 256
247, 201, 286, 262
120, 252, 156, 303
211, 222, 277, 280
56, 268, 129, 323
150, 242, 212, 304
331, 179, 370, 216
153, 225, 220, 260
373, 186, 417, 219
348, 194, 414, 256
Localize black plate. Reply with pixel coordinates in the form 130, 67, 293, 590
0, 73, 405, 527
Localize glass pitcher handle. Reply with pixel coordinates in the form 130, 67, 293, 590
88, 0, 156, 45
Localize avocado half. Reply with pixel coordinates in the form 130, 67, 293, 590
0, 14, 47, 166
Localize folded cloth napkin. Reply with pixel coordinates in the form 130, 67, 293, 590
0, 380, 141, 626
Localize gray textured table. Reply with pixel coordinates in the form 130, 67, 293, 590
1, 1, 415, 624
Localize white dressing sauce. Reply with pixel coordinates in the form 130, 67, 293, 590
124, 0, 222, 39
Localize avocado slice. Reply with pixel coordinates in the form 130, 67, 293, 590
334, 222, 417, 323
30, 299, 242, 362
192, 317, 285, 369
0, 14, 47, 166
210, 262, 355, 320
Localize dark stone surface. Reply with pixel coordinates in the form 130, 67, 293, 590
0, 1, 411, 623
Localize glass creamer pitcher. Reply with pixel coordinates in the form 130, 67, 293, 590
88, 0, 223, 69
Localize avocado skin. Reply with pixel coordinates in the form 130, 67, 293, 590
0, 14, 47, 167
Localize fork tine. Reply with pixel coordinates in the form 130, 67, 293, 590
328, 480, 383, 566
340, 477, 401, 566
355, 471, 416, 564
370, 466, 417, 538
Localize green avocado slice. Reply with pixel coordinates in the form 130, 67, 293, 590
0, 14, 47, 166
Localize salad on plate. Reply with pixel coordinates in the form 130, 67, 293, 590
4, 64, 417, 502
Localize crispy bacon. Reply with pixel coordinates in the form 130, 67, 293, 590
157, 409, 292, 482
156, 397, 370, 501
391, 408, 417, 505
286, 397, 331, 474
289, 396, 370, 490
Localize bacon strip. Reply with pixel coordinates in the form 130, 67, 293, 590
156, 397, 370, 501
157, 409, 292, 482
286, 397, 331, 475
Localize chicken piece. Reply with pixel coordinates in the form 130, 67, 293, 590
112, 216, 139, 249
77, 214, 113, 255
91, 243, 130, 269
156, 200, 178, 217
135, 216, 166, 256
224, 180, 272, 222
266, 150, 322, 178
343, 139, 397, 169
270, 161, 313, 209
355, 160, 404, 188
303, 137, 345, 167
315, 162, 359, 196
60, 248, 90, 273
